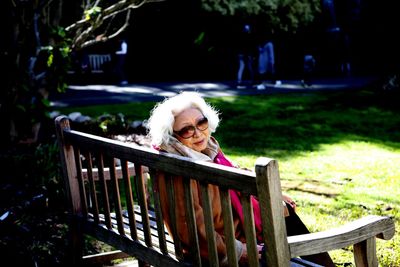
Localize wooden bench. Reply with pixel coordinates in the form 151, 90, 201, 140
55, 115, 395, 267
88, 54, 112, 73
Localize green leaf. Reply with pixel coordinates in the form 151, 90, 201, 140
47, 54, 54, 67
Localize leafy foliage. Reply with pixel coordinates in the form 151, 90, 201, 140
201, 0, 322, 33
1, 0, 158, 145
0, 1, 156, 265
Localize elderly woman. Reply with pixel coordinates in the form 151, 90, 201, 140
147, 92, 334, 266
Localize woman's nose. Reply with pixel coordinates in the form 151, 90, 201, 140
193, 127, 201, 137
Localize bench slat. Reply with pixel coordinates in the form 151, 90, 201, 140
122, 160, 139, 240
183, 178, 202, 267
220, 188, 239, 267
199, 182, 219, 267
135, 164, 153, 248
109, 156, 125, 235
150, 168, 169, 255
85, 151, 100, 225
74, 147, 88, 218
165, 174, 185, 261
241, 194, 259, 267
98, 153, 112, 229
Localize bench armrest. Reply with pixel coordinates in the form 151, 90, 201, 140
288, 215, 395, 257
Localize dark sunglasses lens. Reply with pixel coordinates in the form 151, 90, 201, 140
179, 126, 195, 139
197, 117, 208, 130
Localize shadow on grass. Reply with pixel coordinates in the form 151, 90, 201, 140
282, 179, 339, 198
210, 88, 400, 159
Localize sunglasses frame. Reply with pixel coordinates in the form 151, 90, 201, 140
173, 117, 209, 139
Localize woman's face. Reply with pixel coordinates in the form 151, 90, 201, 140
173, 108, 210, 152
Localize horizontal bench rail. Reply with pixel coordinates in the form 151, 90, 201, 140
64, 129, 258, 195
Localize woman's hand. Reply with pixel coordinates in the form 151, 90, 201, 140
282, 194, 297, 211
239, 243, 263, 265
257, 243, 264, 255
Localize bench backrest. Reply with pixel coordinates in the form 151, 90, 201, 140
88, 54, 112, 73
55, 116, 290, 267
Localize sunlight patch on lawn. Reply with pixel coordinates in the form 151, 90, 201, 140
226, 139, 400, 220
277, 140, 400, 197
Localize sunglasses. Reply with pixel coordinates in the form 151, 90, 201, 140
174, 117, 209, 139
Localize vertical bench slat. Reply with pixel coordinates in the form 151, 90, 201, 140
150, 168, 169, 255
97, 154, 111, 229
165, 173, 184, 261
255, 158, 290, 267
135, 165, 153, 248
354, 237, 377, 267
85, 152, 100, 224
199, 183, 219, 267
241, 194, 259, 267
73, 148, 88, 218
182, 178, 202, 267
108, 157, 125, 235
133, 166, 149, 267
121, 160, 138, 240
220, 188, 239, 267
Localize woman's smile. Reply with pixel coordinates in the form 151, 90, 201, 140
193, 138, 205, 146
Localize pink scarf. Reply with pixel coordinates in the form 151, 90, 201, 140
214, 150, 263, 242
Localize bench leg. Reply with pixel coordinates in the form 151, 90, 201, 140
354, 237, 378, 267
68, 216, 84, 266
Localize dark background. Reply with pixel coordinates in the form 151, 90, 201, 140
74, 0, 400, 83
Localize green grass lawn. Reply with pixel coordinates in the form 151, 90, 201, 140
57, 88, 400, 266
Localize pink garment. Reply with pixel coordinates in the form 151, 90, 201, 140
214, 151, 263, 242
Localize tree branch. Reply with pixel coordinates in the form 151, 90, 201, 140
79, 9, 132, 49
66, 0, 163, 50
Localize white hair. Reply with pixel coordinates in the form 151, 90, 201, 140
147, 92, 220, 147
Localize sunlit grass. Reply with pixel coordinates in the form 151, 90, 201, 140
57, 88, 400, 266
227, 139, 400, 265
